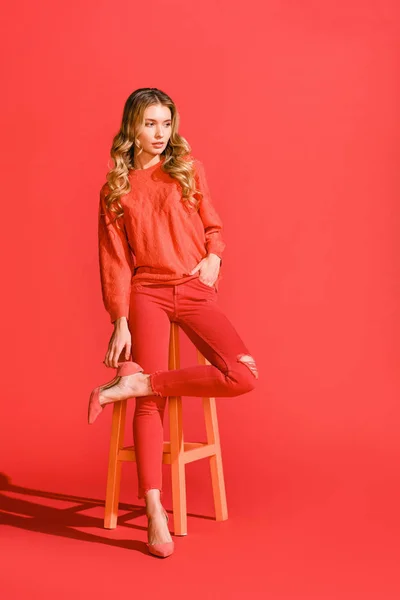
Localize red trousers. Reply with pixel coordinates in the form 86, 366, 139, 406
128, 276, 259, 499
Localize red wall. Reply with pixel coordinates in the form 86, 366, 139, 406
0, 0, 398, 596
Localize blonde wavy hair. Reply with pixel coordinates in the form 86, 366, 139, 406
103, 88, 202, 229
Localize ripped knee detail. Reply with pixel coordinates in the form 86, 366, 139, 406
237, 354, 259, 379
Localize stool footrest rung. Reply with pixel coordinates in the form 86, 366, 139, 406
118, 441, 217, 464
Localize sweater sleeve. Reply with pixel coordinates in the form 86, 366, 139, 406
194, 159, 226, 260
98, 184, 134, 324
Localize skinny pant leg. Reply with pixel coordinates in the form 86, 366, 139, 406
148, 278, 259, 399
128, 287, 173, 500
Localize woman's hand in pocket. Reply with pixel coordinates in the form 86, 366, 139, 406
104, 317, 132, 368
189, 253, 221, 287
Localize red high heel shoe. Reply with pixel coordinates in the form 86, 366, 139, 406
146, 509, 174, 558
88, 361, 144, 425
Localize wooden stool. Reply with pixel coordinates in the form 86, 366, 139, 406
103, 321, 228, 535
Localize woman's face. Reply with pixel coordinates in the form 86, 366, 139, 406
136, 104, 172, 157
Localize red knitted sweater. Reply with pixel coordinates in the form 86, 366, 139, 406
98, 155, 226, 323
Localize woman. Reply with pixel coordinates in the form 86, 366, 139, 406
88, 88, 259, 558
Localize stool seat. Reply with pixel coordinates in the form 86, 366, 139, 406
104, 321, 228, 535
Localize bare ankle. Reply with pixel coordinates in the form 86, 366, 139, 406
145, 488, 164, 515
143, 374, 154, 396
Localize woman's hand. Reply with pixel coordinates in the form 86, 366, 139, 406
189, 253, 221, 286
103, 317, 132, 368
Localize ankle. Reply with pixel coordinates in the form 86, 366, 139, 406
145, 489, 164, 516
144, 374, 154, 396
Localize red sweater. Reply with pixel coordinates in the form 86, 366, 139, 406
98, 156, 226, 323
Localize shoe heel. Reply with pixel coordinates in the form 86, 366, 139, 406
88, 361, 144, 425
116, 360, 144, 377
88, 387, 102, 425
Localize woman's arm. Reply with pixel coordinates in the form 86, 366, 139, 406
194, 160, 226, 262
98, 184, 134, 324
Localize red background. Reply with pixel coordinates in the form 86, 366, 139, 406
1, 1, 399, 598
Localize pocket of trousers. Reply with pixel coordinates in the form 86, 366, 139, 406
195, 277, 217, 293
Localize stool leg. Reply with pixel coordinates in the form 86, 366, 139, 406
197, 349, 228, 522
169, 394, 188, 535
104, 399, 127, 529
203, 396, 228, 521
169, 322, 188, 536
